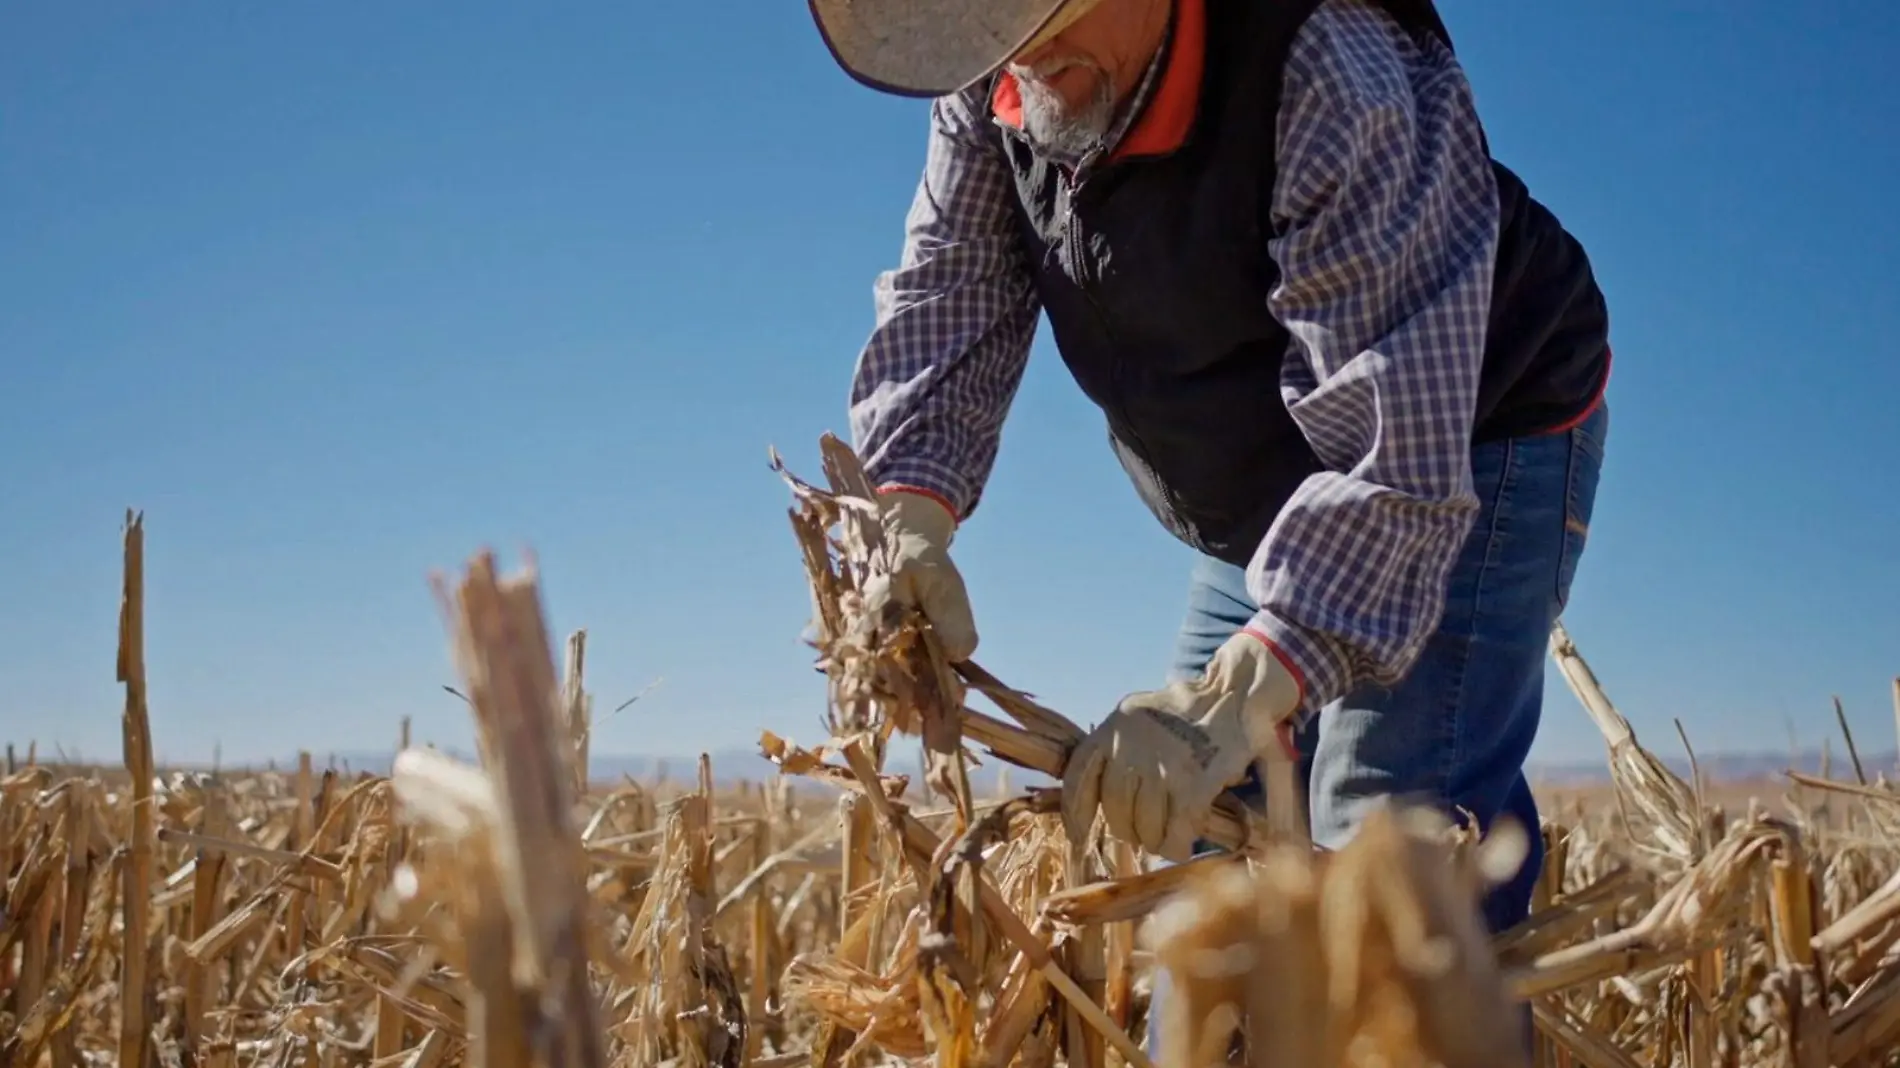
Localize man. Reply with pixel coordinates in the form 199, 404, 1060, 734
811, 0, 1610, 936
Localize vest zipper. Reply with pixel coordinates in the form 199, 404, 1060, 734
1062, 172, 1083, 279
1059, 164, 1184, 528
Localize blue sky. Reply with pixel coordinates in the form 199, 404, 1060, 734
3, 1, 1896, 772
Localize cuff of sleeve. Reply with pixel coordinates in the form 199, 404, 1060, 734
866, 457, 974, 522
876, 484, 961, 529
1240, 610, 1352, 726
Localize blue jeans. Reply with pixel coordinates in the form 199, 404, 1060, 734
1145, 404, 1607, 1053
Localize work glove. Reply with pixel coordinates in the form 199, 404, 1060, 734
861, 488, 978, 662
1061, 629, 1303, 860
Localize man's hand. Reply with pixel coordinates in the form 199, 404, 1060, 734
1061, 630, 1303, 859
861, 488, 978, 661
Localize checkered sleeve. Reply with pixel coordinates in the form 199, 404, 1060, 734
847, 90, 1042, 522
1241, 0, 1501, 721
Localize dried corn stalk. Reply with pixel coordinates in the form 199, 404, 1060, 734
8, 447, 1900, 1068
386, 551, 610, 1068
1144, 804, 1529, 1068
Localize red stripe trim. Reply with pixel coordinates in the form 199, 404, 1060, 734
876, 484, 960, 526
1540, 345, 1612, 435
1238, 626, 1307, 707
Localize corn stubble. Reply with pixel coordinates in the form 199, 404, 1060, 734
4, 444, 1900, 1067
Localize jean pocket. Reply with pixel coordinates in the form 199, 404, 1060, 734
1554, 406, 1607, 613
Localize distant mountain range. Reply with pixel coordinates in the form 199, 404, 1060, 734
144, 741, 1900, 793
257, 743, 1056, 796
1528, 746, 1898, 786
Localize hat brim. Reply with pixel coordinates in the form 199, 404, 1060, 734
807, 0, 1079, 98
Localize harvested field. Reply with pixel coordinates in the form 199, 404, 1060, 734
4, 457, 1900, 1068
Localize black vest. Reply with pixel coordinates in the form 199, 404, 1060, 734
980, 0, 1610, 567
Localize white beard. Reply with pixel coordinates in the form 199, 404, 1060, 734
1012, 61, 1118, 162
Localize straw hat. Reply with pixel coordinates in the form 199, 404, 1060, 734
806, 0, 1110, 97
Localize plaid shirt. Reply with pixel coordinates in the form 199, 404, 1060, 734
846, 0, 1501, 722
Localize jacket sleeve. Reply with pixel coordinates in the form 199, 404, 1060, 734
1239, 2, 1500, 720
848, 89, 1042, 521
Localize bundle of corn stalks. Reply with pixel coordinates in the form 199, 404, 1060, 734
1141, 804, 1529, 1068
4, 457, 1900, 1067
757, 435, 1900, 1068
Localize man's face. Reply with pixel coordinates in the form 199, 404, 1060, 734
1005, 0, 1167, 158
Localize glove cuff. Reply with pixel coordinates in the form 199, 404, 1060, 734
1225, 630, 1305, 760
878, 485, 959, 545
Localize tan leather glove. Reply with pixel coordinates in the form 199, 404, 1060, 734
861, 488, 979, 662
1061, 629, 1302, 860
